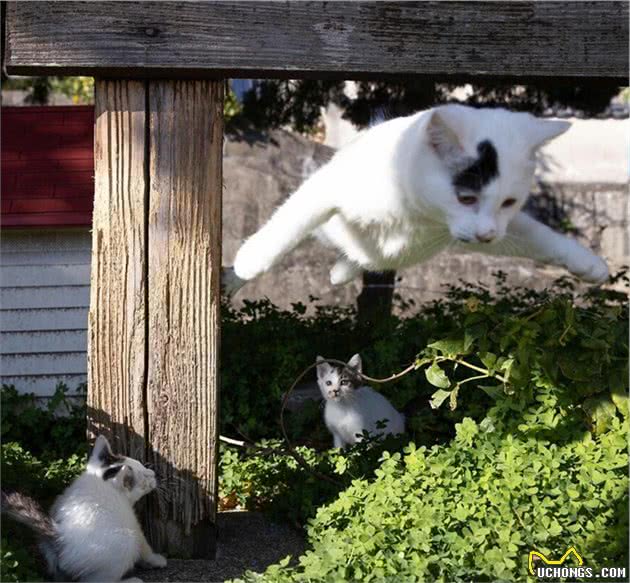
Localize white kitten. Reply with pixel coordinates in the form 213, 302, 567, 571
316, 354, 405, 448
227, 105, 608, 294
1, 435, 166, 582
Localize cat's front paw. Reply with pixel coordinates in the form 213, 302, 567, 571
221, 266, 247, 297
144, 553, 167, 569
565, 248, 609, 283
330, 259, 361, 286
233, 237, 274, 280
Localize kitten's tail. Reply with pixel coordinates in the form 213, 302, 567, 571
1, 490, 56, 539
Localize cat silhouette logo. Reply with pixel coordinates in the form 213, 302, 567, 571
528, 546, 584, 576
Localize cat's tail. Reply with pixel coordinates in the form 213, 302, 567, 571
1, 490, 56, 540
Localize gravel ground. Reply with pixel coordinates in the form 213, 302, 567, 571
138, 511, 306, 582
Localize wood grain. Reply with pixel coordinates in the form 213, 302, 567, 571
5, 2, 628, 80
87, 80, 148, 459
145, 80, 223, 558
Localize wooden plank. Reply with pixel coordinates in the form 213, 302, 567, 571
0, 286, 90, 309
1, 330, 87, 353
1, 213, 93, 229
1, 264, 91, 287
1, 307, 88, 331
0, 230, 91, 252
87, 80, 148, 460
0, 250, 91, 266
145, 80, 222, 558
0, 374, 87, 396
5, 2, 628, 80
1, 351, 86, 376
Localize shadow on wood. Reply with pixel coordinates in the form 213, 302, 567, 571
87, 406, 216, 559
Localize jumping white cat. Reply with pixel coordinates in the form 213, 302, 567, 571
1, 435, 166, 582
227, 105, 608, 294
316, 354, 405, 448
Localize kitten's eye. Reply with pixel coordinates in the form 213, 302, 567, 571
502, 198, 517, 208
340, 379, 349, 386
457, 194, 478, 206
326, 380, 332, 386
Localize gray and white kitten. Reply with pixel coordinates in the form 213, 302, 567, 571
1, 435, 166, 582
316, 354, 405, 448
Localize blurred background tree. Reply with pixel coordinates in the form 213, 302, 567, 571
234, 78, 624, 132
3, 76, 95, 104
3, 76, 623, 130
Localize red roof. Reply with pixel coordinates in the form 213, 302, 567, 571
1, 105, 95, 228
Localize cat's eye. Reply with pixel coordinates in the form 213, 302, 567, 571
502, 198, 517, 208
340, 379, 349, 386
457, 194, 478, 206
326, 380, 332, 386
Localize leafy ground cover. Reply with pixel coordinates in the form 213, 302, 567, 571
2, 272, 628, 581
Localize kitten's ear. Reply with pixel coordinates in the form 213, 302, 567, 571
347, 353, 362, 373
527, 118, 571, 150
427, 110, 466, 167
316, 356, 330, 378
110, 465, 136, 491
88, 435, 121, 469
88, 435, 112, 467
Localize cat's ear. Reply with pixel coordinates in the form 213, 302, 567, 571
88, 435, 121, 469
118, 465, 136, 491
427, 110, 466, 168
347, 353, 362, 373
316, 356, 330, 378
527, 118, 571, 150
109, 464, 136, 491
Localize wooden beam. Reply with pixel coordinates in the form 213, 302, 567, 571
5, 2, 628, 81
87, 79, 223, 558
145, 80, 223, 558
88, 80, 148, 459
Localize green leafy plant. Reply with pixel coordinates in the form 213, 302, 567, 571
1, 383, 87, 460
233, 405, 628, 582
1, 538, 43, 583
224, 273, 628, 582
2, 273, 628, 582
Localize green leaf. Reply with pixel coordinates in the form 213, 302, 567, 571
425, 362, 450, 389
428, 338, 465, 357
583, 395, 617, 434
611, 390, 629, 418
480, 352, 497, 371
430, 389, 452, 409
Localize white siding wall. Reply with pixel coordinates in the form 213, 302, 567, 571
0, 230, 91, 396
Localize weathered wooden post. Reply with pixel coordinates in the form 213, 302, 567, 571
87, 79, 223, 556
145, 80, 222, 555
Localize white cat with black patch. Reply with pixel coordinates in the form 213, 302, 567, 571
317, 354, 405, 448
1, 435, 166, 582
226, 105, 608, 293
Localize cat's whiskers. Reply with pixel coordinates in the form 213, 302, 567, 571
416, 232, 451, 260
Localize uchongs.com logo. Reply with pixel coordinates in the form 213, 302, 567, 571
529, 547, 627, 580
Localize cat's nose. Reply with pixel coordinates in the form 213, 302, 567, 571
475, 230, 496, 243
